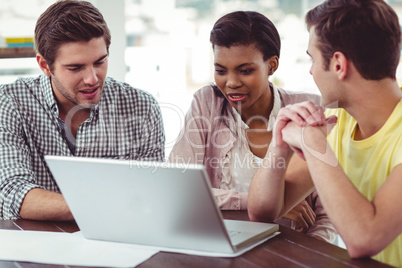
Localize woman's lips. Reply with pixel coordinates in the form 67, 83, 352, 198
228, 94, 247, 103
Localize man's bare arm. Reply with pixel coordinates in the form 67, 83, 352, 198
248, 102, 320, 222
300, 126, 402, 258
19, 188, 74, 221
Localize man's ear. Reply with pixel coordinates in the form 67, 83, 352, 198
36, 54, 51, 77
332, 52, 347, 80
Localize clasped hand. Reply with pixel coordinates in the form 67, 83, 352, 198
283, 200, 316, 233
272, 101, 337, 160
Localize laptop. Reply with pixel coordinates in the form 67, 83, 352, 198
45, 155, 279, 257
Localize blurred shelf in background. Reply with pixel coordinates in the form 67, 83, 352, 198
0, 47, 36, 59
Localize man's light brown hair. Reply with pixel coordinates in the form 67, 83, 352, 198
34, 0, 111, 73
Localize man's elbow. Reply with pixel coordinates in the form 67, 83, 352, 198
345, 237, 383, 259
347, 246, 379, 259
248, 206, 278, 223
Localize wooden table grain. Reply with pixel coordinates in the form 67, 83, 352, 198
0, 211, 393, 268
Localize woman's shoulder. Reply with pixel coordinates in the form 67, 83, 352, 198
276, 86, 321, 106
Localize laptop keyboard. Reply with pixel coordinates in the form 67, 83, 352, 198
228, 230, 241, 238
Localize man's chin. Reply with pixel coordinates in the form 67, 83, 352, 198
77, 102, 97, 109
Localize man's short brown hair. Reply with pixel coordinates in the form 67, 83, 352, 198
34, 0, 111, 72
306, 0, 401, 80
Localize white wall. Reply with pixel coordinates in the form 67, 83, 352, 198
93, 0, 127, 82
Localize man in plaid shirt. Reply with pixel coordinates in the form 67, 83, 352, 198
0, 0, 165, 220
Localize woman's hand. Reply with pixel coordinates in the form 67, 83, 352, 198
282, 200, 316, 233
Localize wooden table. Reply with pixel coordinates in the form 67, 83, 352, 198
0, 211, 392, 268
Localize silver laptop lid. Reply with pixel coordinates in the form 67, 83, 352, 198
45, 156, 235, 253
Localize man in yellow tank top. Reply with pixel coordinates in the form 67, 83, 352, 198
248, 0, 402, 266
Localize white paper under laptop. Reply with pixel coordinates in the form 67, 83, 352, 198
45, 156, 279, 257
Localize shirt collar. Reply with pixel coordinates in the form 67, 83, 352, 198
267, 83, 281, 131
41, 74, 59, 115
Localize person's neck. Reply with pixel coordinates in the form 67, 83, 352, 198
343, 78, 401, 140
58, 106, 91, 138
240, 86, 274, 129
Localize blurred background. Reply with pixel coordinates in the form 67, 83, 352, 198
1, 0, 402, 155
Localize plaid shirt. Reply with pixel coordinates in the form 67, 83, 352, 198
0, 75, 165, 219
